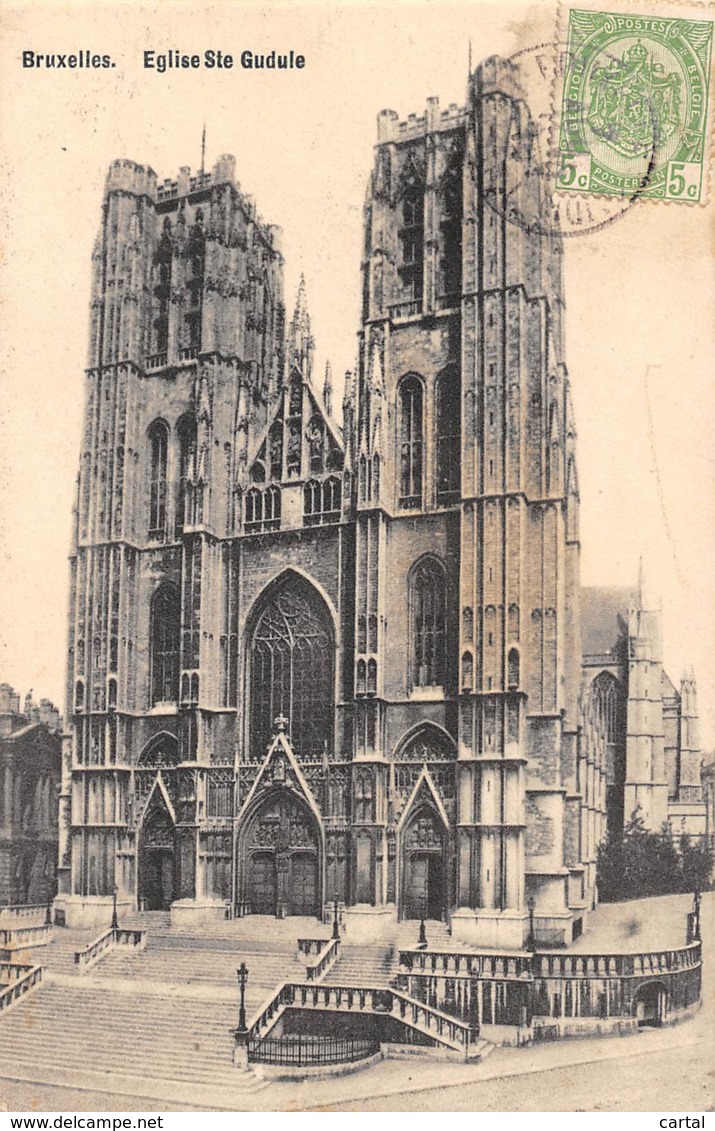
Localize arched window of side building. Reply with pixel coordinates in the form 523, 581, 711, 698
592, 672, 621, 745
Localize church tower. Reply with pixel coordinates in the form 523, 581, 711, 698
353, 57, 586, 947
58, 156, 286, 923
623, 572, 669, 831
678, 672, 701, 802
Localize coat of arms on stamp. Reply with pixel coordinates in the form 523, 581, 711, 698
557, 9, 713, 201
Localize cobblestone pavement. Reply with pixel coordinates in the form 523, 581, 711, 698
328, 1039, 714, 1112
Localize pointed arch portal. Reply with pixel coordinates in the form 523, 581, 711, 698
138, 789, 176, 911
239, 790, 322, 918
401, 802, 448, 920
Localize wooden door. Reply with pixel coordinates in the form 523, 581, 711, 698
289, 852, 318, 916
248, 852, 277, 915
426, 854, 444, 920
405, 854, 428, 919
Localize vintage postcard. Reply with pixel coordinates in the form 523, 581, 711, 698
0, 0, 713, 1118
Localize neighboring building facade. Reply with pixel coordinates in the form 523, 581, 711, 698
58, 56, 608, 947
581, 583, 710, 846
0, 684, 62, 906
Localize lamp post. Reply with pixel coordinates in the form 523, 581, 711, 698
45, 897, 53, 927
236, 961, 249, 1033
526, 895, 536, 952
692, 887, 701, 942
418, 892, 428, 949
332, 893, 340, 940
111, 885, 119, 931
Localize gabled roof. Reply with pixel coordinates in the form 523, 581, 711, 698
246, 364, 344, 477
580, 586, 634, 659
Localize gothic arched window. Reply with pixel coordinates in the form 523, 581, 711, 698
435, 371, 460, 501
400, 188, 424, 303
411, 557, 446, 687
399, 376, 423, 508
176, 415, 197, 533
264, 485, 281, 530
245, 487, 262, 531
148, 421, 168, 540
154, 220, 172, 354
250, 577, 334, 759
185, 215, 205, 353
593, 672, 621, 745
151, 584, 180, 705
508, 648, 520, 689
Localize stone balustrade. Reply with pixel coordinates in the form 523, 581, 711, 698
0, 962, 42, 1014
396, 941, 702, 1032
241, 979, 474, 1057
0, 903, 49, 926
75, 927, 146, 974
305, 938, 340, 982
0, 923, 53, 951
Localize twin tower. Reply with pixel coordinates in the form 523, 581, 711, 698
57, 57, 604, 948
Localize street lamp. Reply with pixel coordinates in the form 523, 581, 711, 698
236, 962, 249, 1033
526, 895, 536, 952
45, 897, 53, 927
111, 885, 119, 931
692, 888, 701, 942
418, 893, 428, 949
332, 893, 340, 940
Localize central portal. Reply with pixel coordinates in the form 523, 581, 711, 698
242, 791, 321, 918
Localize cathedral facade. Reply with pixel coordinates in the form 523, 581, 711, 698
57, 57, 607, 948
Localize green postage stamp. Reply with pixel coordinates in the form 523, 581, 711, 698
557, 8, 713, 201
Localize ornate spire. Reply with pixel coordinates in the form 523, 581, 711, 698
287, 274, 314, 380
323, 360, 333, 417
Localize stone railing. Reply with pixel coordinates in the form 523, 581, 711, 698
396, 942, 702, 1033
145, 352, 168, 371
400, 948, 532, 980
0, 903, 49, 925
237, 980, 475, 1063
533, 942, 701, 980
74, 927, 146, 975
389, 300, 421, 320
305, 937, 340, 982
0, 923, 53, 953
0, 962, 42, 1014
297, 938, 329, 958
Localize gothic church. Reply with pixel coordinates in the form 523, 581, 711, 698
57, 57, 608, 949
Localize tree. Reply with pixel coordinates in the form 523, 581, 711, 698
596, 807, 713, 902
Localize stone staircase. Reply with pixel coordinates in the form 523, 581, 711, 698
7, 926, 99, 976
0, 911, 492, 1098
0, 979, 264, 1096
94, 932, 306, 1014
394, 919, 456, 951
325, 943, 400, 987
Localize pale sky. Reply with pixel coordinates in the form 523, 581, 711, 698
1, 0, 713, 746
